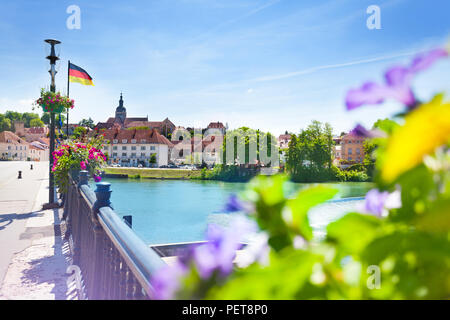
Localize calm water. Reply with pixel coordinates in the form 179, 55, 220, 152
100, 178, 373, 245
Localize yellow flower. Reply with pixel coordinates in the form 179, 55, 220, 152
382, 94, 450, 182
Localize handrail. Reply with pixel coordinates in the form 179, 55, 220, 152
64, 170, 166, 299
98, 206, 165, 297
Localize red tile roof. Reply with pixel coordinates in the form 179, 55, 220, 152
0, 131, 29, 145
207, 122, 225, 129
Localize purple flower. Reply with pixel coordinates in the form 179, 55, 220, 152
223, 194, 244, 212
193, 217, 256, 279
151, 260, 188, 300
349, 124, 385, 139
350, 124, 374, 138
151, 216, 256, 299
360, 188, 402, 217
346, 48, 448, 110
223, 194, 254, 213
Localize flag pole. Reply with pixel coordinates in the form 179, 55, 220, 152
67, 60, 70, 139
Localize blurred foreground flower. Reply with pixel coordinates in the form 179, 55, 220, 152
223, 194, 254, 213
350, 124, 385, 138
346, 48, 448, 110
360, 188, 402, 217
152, 260, 188, 300
381, 94, 450, 182
151, 216, 256, 299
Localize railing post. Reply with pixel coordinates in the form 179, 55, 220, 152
73, 170, 87, 266
78, 170, 89, 187
92, 182, 112, 299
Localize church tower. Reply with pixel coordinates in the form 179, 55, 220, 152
115, 93, 127, 124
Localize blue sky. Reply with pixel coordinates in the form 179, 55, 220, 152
0, 0, 449, 135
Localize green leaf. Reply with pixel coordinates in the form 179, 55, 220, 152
326, 213, 382, 254
287, 186, 338, 240
414, 199, 450, 233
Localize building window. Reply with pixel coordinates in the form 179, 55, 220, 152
131, 139, 137, 143
356, 148, 360, 154
348, 148, 352, 155
150, 146, 156, 151
113, 153, 118, 157
131, 153, 136, 158
113, 146, 118, 150
122, 146, 127, 150
141, 139, 146, 143
122, 153, 127, 157
131, 146, 137, 151
113, 139, 118, 143
122, 139, 127, 143
141, 153, 145, 157
141, 146, 146, 150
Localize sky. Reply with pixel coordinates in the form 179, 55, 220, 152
0, 0, 449, 136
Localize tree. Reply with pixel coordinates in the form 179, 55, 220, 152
72, 126, 87, 139
5, 111, 22, 123
286, 120, 335, 182
78, 118, 95, 129
21, 113, 40, 127
29, 118, 44, 128
0, 116, 11, 132
41, 113, 50, 125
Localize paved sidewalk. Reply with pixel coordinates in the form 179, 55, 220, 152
0, 161, 76, 300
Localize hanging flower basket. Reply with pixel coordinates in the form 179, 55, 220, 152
34, 88, 74, 114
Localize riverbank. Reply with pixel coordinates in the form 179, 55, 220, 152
103, 167, 203, 179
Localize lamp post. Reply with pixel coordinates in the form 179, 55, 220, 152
45, 39, 61, 204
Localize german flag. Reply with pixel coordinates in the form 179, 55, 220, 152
69, 62, 94, 86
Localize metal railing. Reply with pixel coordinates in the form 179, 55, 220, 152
64, 170, 165, 299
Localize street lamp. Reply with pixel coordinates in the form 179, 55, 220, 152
45, 39, 61, 204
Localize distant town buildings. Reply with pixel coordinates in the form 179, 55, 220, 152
0, 131, 29, 160
95, 94, 176, 137
333, 132, 366, 166
277, 134, 291, 149
14, 121, 49, 143
100, 127, 173, 167
0, 130, 50, 162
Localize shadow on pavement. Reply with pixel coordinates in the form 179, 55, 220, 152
0, 212, 43, 231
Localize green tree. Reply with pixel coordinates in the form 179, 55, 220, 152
78, 117, 95, 129
286, 120, 335, 182
21, 112, 40, 127
5, 111, 22, 123
29, 118, 44, 128
41, 113, 50, 125
72, 126, 87, 139
0, 116, 11, 132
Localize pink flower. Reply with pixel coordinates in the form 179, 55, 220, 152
80, 161, 87, 170
93, 175, 101, 182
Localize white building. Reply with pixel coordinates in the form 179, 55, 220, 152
0, 131, 29, 160
101, 128, 173, 167
29, 141, 50, 161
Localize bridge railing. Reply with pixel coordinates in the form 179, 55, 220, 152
64, 170, 165, 299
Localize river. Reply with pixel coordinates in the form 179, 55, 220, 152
98, 178, 373, 245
